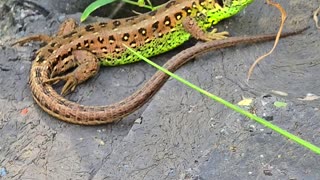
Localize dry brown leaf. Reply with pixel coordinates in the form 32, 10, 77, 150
247, 0, 287, 81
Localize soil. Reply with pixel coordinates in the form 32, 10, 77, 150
0, 0, 320, 179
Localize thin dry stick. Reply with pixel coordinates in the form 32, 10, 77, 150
313, 6, 320, 29
247, 0, 287, 81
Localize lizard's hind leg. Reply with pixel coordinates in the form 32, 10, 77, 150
45, 50, 100, 95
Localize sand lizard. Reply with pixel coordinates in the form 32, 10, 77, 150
13, 0, 264, 125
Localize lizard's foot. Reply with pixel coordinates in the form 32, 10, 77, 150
182, 17, 229, 41
45, 74, 78, 96
45, 50, 100, 95
207, 28, 229, 40
56, 18, 77, 36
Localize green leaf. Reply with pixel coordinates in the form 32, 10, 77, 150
81, 0, 117, 22
274, 101, 287, 108
137, 0, 145, 6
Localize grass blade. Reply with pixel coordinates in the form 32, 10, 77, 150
124, 44, 320, 155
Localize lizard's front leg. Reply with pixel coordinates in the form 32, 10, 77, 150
45, 50, 100, 95
182, 17, 229, 41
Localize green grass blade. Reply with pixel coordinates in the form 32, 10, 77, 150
124, 44, 320, 155
81, 0, 116, 22
81, 0, 158, 22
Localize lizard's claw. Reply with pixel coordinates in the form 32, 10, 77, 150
208, 29, 229, 40
60, 77, 78, 96
44, 75, 78, 96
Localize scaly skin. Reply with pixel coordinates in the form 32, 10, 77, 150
19, 0, 257, 125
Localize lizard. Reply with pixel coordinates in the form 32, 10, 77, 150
13, 0, 300, 125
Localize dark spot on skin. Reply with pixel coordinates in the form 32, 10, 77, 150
81, 108, 88, 112
90, 40, 94, 44
62, 31, 77, 38
99, 117, 108, 121
165, 1, 176, 8
164, 16, 171, 26
148, 10, 157, 16
152, 21, 159, 32
109, 35, 115, 43
122, 33, 130, 41
43, 102, 49, 109
47, 65, 52, 73
174, 12, 183, 20
114, 45, 121, 53
138, 28, 147, 36
99, 22, 107, 27
56, 98, 68, 106
84, 40, 89, 48
50, 42, 56, 47
37, 55, 45, 62
197, 12, 205, 19
85, 25, 95, 32
97, 37, 104, 44
113, 20, 121, 28
192, 2, 196, 8
65, 114, 71, 118
52, 108, 59, 115
60, 53, 69, 61
182, 6, 192, 15
130, 40, 137, 48
144, 37, 151, 43
56, 55, 61, 61
47, 49, 54, 53
199, 0, 205, 6
76, 43, 82, 49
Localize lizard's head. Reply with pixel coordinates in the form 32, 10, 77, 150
201, 0, 254, 28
